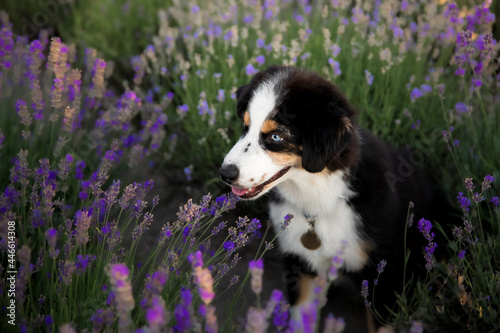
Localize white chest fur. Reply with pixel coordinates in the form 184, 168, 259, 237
269, 169, 368, 274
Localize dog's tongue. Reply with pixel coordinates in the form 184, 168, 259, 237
231, 187, 248, 196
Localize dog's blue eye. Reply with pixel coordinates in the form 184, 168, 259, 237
271, 134, 282, 142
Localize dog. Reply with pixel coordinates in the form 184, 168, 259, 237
219, 66, 437, 324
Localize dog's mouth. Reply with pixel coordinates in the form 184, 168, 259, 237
231, 167, 291, 199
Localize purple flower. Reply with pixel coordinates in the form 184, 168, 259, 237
465, 178, 474, 192
472, 192, 484, 203
188, 250, 203, 268
420, 84, 432, 93
457, 192, 470, 212
455, 102, 468, 114
361, 280, 371, 306
282, 214, 293, 230
178, 104, 189, 112
197, 99, 212, 116
191, 5, 200, 14
391, 23, 404, 38
147, 295, 167, 328
223, 241, 236, 253
491, 196, 499, 207
249, 258, 263, 270
364, 70, 374, 85
410, 87, 423, 102
216, 89, 225, 102
249, 259, 264, 294
146, 270, 168, 293
331, 44, 341, 57
255, 55, 265, 66
75, 254, 96, 274
458, 250, 466, 259
110, 263, 129, 280
44, 315, 53, 326
301, 303, 317, 333
418, 218, 437, 270
482, 175, 494, 190
328, 58, 341, 77
256, 39, 266, 48
75, 160, 86, 180
174, 288, 192, 330
376, 259, 387, 274
409, 321, 424, 333
455, 66, 466, 76
244, 14, 253, 24
417, 219, 434, 242
272, 295, 289, 329
45, 228, 57, 249
246, 63, 258, 75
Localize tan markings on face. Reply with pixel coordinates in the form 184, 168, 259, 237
243, 112, 250, 127
294, 275, 314, 306
267, 151, 301, 166
260, 119, 279, 134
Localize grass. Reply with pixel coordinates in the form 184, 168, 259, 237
0, 0, 499, 332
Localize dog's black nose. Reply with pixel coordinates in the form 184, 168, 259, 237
219, 164, 239, 184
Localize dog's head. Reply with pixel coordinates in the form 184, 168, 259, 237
220, 66, 358, 199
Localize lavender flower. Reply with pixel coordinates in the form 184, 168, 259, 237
255, 55, 265, 66
107, 263, 135, 330
190, 251, 215, 305
323, 313, 346, 333
174, 288, 193, 331
328, 58, 341, 77
282, 214, 293, 230
458, 250, 466, 259
410, 87, 423, 102
301, 302, 318, 333
75, 254, 96, 274
364, 70, 374, 86
331, 44, 341, 57
147, 295, 167, 329
457, 192, 471, 213
482, 175, 494, 190
328, 255, 344, 281
246, 306, 267, 332
361, 280, 371, 306
205, 305, 218, 333
45, 228, 59, 259
418, 218, 437, 270
376, 259, 387, 274
272, 296, 289, 330
74, 210, 92, 246
246, 63, 258, 75
409, 321, 424, 333
249, 258, 264, 295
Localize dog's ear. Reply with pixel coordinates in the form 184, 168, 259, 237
302, 102, 353, 173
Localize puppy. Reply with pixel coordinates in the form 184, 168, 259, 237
220, 66, 435, 322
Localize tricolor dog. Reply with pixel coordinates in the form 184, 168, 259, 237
219, 66, 436, 319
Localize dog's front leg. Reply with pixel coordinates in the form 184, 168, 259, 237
282, 254, 319, 328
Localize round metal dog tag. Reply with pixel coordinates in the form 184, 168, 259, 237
300, 230, 321, 250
